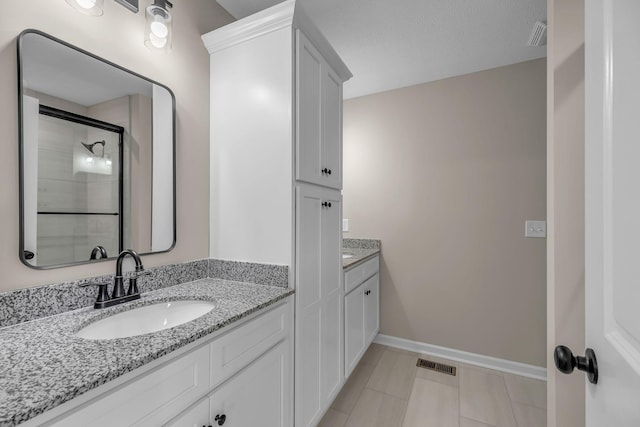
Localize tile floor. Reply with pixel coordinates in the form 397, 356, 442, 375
319, 344, 546, 427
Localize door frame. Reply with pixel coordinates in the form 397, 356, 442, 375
546, 0, 586, 425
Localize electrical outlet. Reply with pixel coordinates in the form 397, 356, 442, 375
342, 219, 349, 232
525, 220, 546, 238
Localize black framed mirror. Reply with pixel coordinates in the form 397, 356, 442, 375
18, 29, 176, 269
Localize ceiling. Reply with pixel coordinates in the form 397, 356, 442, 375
215, 0, 547, 99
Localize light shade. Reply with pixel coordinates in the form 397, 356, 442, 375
65, 0, 104, 16
145, 1, 173, 53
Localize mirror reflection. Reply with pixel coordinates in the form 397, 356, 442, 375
19, 30, 176, 268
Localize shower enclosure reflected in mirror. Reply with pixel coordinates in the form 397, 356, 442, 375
18, 30, 176, 268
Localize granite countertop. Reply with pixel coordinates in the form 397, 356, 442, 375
0, 279, 293, 426
342, 247, 380, 269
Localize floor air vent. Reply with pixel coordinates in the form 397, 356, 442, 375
416, 358, 457, 376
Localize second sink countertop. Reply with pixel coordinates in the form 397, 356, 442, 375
0, 279, 293, 427
342, 247, 380, 269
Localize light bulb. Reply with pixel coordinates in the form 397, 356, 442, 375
150, 20, 168, 38
149, 33, 167, 48
65, 0, 104, 16
76, 0, 96, 9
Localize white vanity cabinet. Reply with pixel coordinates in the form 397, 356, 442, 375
344, 256, 380, 378
34, 299, 293, 427
166, 340, 291, 427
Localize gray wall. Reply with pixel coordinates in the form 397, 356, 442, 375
343, 59, 547, 367
0, 0, 233, 291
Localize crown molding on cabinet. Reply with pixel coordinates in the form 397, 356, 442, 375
201, 0, 352, 82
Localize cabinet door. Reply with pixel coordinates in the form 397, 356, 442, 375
364, 274, 380, 346
344, 285, 365, 378
296, 30, 342, 190
321, 66, 342, 189
295, 185, 343, 427
209, 340, 291, 427
51, 345, 211, 427
321, 189, 343, 401
295, 185, 323, 427
163, 398, 209, 427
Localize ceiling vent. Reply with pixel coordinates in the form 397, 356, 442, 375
527, 21, 547, 47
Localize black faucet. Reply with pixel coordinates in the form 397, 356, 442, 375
112, 249, 144, 299
85, 249, 146, 309
89, 245, 108, 260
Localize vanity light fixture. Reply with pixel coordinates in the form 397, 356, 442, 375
65, 0, 173, 52
144, 0, 173, 53
66, 0, 139, 15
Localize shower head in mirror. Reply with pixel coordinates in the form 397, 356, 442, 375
81, 140, 106, 157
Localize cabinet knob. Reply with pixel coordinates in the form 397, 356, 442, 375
215, 414, 226, 425
327, 168, 332, 175
322, 201, 332, 208
322, 167, 333, 175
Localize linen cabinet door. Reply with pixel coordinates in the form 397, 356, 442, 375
209, 340, 291, 427
296, 30, 323, 187
320, 188, 343, 401
295, 185, 343, 427
321, 66, 342, 189
295, 184, 323, 427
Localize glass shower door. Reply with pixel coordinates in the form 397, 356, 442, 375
35, 106, 123, 265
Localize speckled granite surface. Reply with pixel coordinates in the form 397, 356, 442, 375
0, 259, 211, 329
343, 239, 381, 269
0, 279, 293, 426
343, 238, 381, 250
0, 257, 293, 329
209, 259, 288, 288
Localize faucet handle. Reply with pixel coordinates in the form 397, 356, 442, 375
79, 282, 110, 304
79, 281, 109, 288
125, 269, 151, 296
125, 269, 152, 279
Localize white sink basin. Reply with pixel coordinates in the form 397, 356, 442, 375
76, 300, 217, 340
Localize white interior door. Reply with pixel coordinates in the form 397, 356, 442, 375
585, 0, 640, 424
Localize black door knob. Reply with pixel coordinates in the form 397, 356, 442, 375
215, 414, 226, 425
327, 168, 332, 175
322, 168, 328, 174
554, 345, 598, 384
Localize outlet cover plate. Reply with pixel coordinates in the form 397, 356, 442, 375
525, 220, 546, 238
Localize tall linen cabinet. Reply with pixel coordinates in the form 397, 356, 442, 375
202, 2, 352, 427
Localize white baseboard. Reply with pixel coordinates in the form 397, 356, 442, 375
374, 334, 547, 381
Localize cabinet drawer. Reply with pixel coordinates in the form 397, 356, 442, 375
51, 345, 211, 427
211, 301, 290, 388
344, 256, 379, 294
